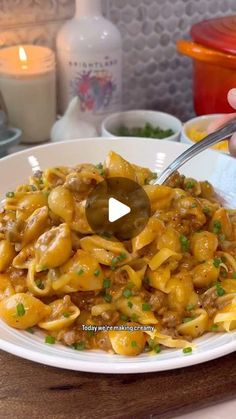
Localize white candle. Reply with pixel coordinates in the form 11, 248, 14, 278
0, 45, 56, 144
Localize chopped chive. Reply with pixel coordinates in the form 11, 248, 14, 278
213, 220, 222, 234
220, 270, 227, 278
211, 324, 219, 332
16, 303, 25, 317
95, 163, 105, 175
72, 341, 85, 351
111, 252, 127, 267
213, 258, 222, 268
35, 279, 45, 290
203, 207, 210, 215
183, 347, 192, 354
6, 191, 15, 198
154, 344, 161, 354
63, 312, 70, 318
77, 268, 84, 276
148, 339, 155, 350
131, 340, 138, 348
45, 335, 55, 344
182, 316, 194, 323
30, 185, 37, 191
185, 181, 195, 189
131, 313, 138, 321
142, 303, 152, 312
103, 278, 111, 289
186, 304, 195, 311
87, 330, 95, 337
219, 234, 226, 241
179, 234, 190, 252
120, 314, 129, 321
216, 282, 225, 296
123, 288, 132, 298
104, 293, 112, 303
94, 269, 100, 277
26, 327, 34, 334
127, 301, 133, 309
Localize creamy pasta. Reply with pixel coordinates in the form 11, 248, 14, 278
0, 151, 236, 356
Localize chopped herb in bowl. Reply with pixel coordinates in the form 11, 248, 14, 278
115, 123, 175, 139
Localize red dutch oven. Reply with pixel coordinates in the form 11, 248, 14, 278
177, 16, 236, 115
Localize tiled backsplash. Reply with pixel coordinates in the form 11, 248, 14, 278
0, 0, 236, 121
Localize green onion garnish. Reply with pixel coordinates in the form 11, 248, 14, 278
213, 258, 222, 268
142, 303, 152, 312
179, 234, 190, 252
182, 317, 194, 323
120, 314, 129, 321
6, 192, 15, 198
16, 303, 25, 317
45, 335, 55, 344
183, 347, 192, 354
103, 278, 111, 289
94, 269, 100, 277
213, 220, 222, 234
123, 288, 132, 298
211, 324, 219, 332
77, 268, 84, 276
186, 304, 195, 311
216, 282, 225, 296
104, 293, 112, 303
72, 342, 85, 351
185, 181, 195, 189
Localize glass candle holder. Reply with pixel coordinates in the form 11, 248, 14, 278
0, 45, 56, 144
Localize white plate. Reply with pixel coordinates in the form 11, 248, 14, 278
0, 137, 236, 373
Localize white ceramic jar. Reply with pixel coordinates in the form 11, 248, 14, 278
57, 0, 122, 131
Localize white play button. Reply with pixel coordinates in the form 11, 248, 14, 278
108, 197, 131, 223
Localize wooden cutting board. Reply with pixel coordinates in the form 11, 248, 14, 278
0, 350, 236, 419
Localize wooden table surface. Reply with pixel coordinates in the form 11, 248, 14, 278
0, 350, 236, 419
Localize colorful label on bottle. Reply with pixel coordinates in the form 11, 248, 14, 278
58, 50, 122, 119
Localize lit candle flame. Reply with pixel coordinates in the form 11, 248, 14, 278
19, 46, 28, 70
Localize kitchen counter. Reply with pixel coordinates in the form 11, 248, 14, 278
0, 350, 236, 419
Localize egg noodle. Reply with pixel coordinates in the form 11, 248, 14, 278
0, 151, 236, 356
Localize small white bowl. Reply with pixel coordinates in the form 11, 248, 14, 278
181, 114, 228, 152
101, 110, 182, 142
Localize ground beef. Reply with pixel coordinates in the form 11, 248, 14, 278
101, 310, 120, 325
149, 290, 166, 312
161, 310, 181, 328
113, 270, 129, 286
201, 288, 218, 308
166, 171, 185, 189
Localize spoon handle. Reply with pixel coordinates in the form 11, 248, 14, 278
155, 117, 236, 185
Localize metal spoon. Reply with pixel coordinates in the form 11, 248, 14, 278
155, 118, 236, 185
